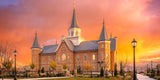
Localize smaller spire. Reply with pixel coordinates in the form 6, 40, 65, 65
99, 20, 108, 40
31, 32, 41, 49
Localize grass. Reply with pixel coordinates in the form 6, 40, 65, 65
39, 77, 122, 80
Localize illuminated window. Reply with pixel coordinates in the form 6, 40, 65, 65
93, 54, 95, 61
92, 65, 95, 71
62, 53, 66, 61
106, 53, 108, 59
102, 44, 104, 48
106, 44, 108, 48
84, 55, 87, 61
76, 31, 78, 36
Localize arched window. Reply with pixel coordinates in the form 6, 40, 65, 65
71, 31, 74, 36
102, 44, 104, 48
92, 54, 95, 61
77, 55, 79, 61
42, 58, 45, 64
62, 53, 66, 61
48, 57, 51, 63
58, 56, 60, 61
76, 31, 78, 36
36, 57, 37, 63
84, 55, 87, 61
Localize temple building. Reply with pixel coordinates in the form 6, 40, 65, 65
31, 5, 117, 73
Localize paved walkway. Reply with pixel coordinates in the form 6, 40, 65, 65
0, 77, 68, 80
137, 74, 156, 80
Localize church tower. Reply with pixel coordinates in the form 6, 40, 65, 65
31, 32, 41, 71
67, 4, 82, 45
98, 21, 111, 71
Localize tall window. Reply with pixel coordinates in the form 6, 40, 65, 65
77, 55, 79, 61
102, 44, 104, 48
62, 53, 66, 61
48, 57, 51, 63
76, 31, 78, 36
71, 31, 74, 36
84, 55, 87, 61
92, 54, 95, 61
36, 57, 37, 63
106, 44, 108, 48
92, 65, 95, 71
106, 53, 108, 59
54, 56, 56, 61
42, 57, 45, 64
58, 66, 61, 71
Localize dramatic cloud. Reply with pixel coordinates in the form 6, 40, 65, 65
0, 0, 160, 66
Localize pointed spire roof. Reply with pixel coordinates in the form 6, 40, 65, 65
69, 3, 79, 29
31, 32, 41, 49
99, 20, 108, 40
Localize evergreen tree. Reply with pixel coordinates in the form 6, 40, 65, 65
114, 63, 117, 76
156, 64, 159, 76
41, 67, 44, 73
120, 61, 123, 76
100, 68, 104, 77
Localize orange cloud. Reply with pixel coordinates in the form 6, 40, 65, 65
0, 0, 160, 66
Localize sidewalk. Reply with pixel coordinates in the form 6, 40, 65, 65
0, 77, 68, 80
137, 74, 156, 80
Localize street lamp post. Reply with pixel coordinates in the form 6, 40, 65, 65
132, 38, 137, 80
14, 50, 17, 80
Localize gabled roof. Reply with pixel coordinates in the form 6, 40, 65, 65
69, 5, 79, 29
99, 21, 108, 41
74, 40, 98, 51
41, 45, 58, 54
31, 32, 41, 49
40, 39, 116, 54
64, 38, 74, 51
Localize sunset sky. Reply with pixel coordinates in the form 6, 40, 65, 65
0, 0, 160, 66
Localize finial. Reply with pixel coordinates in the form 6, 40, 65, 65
74, 0, 76, 9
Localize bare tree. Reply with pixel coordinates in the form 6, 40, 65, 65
0, 41, 14, 78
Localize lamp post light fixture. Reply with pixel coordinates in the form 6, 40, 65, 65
14, 50, 17, 80
132, 38, 137, 80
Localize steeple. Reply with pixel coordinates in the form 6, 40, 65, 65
99, 20, 108, 40
69, 3, 79, 29
31, 32, 41, 49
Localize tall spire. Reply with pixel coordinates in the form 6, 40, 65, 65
69, 2, 79, 29
31, 32, 41, 49
99, 20, 108, 40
